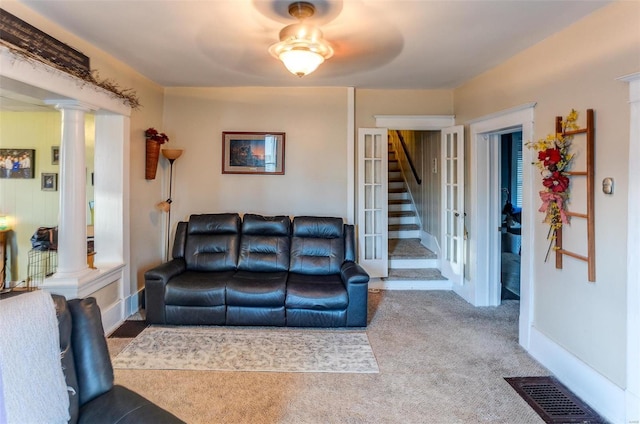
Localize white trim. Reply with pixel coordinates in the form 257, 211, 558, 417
468, 103, 535, 349
368, 278, 452, 291
466, 102, 537, 125
620, 71, 640, 424
0, 47, 130, 116
374, 115, 455, 130
101, 299, 125, 335
347, 87, 355, 224
420, 230, 440, 256
529, 327, 625, 424
125, 288, 144, 318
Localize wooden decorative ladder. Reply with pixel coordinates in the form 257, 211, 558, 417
554, 109, 596, 282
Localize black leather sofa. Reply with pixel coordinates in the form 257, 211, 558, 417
53, 295, 184, 424
145, 213, 370, 327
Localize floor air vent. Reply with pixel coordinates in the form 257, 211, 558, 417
505, 377, 607, 423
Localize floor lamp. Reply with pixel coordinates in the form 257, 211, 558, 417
157, 149, 183, 262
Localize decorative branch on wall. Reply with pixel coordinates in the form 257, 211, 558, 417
527, 109, 596, 282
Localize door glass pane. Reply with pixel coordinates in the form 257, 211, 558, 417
365, 185, 373, 209
365, 236, 373, 260
374, 185, 382, 209
452, 159, 457, 184
452, 239, 458, 262
374, 135, 382, 158
374, 160, 381, 184
452, 133, 458, 156
452, 186, 458, 210
365, 160, 373, 184
365, 135, 372, 158
365, 211, 373, 234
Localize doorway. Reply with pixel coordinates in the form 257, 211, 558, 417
468, 103, 535, 348
500, 131, 523, 301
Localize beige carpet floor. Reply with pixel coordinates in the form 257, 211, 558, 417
107, 291, 548, 423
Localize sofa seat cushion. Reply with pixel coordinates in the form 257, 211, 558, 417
78, 385, 184, 424
226, 271, 287, 307
285, 273, 348, 310
165, 271, 233, 306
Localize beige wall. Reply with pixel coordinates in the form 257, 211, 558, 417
162, 87, 350, 224
355, 89, 453, 128
453, 1, 640, 387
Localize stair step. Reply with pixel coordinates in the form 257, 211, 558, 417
389, 199, 411, 205
389, 177, 403, 183
389, 238, 436, 259
388, 187, 407, 194
384, 268, 447, 281
388, 223, 419, 231
389, 211, 415, 218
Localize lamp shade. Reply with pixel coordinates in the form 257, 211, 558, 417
161, 149, 183, 161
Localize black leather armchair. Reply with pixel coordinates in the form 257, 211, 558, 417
145, 213, 369, 327
54, 295, 184, 424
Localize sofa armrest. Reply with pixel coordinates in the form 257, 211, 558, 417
341, 261, 369, 326
144, 258, 186, 324
341, 261, 369, 286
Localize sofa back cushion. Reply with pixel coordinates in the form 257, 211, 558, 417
184, 213, 241, 271
289, 216, 345, 275
67, 297, 114, 407
238, 214, 291, 272
172, 221, 188, 259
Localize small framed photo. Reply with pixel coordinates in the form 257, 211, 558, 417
222, 132, 285, 175
51, 146, 60, 165
0, 148, 35, 179
41, 173, 58, 191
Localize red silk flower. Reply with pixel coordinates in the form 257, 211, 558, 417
538, 148, 562, 168
542, 171, 570, 193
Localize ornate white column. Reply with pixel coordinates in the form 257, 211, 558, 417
46, 100, 96, 280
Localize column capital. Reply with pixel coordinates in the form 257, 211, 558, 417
44, 99, 97, 112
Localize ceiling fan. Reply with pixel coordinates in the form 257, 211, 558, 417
268, 1, 334, 77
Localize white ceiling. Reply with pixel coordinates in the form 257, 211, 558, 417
15, 0, 611, 90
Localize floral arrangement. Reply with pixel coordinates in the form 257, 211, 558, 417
526, 109, 579, 260
145, 128, 169, 144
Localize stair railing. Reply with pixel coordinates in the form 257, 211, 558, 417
395, 130, 422, 185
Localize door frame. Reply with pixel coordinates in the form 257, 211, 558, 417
468, 103, 536, 348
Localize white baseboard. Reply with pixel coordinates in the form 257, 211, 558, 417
528, 326, 625, 424
101, 299, 125, 335
369, 278, 452, 291
125, 288, 144, 317
420, 231, 440, 255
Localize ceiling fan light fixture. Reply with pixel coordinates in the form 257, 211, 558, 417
278, 48, 325, 77
269, 2, 334, 77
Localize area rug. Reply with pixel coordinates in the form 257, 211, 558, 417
112, 326, 379, 373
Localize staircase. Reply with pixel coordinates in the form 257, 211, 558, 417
379, 143, 449, 290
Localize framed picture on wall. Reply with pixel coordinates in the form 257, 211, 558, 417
222, 132, 285, 175
41, 173, 58, 191
0, 148, 35, 179
51, 146, 60, 165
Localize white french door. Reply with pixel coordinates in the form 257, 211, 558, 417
357, 128, 388, 278
440, 126, 465, 285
